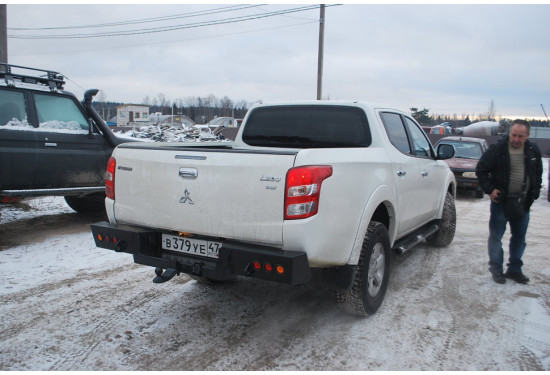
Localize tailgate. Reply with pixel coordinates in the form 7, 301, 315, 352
112, 144, 297, 246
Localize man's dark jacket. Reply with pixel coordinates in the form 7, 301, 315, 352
475, 135, 543, 209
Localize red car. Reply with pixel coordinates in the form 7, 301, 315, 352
435, 136, 489, 198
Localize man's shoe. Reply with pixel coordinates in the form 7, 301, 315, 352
492, 272, 506, 284
504, 271, 529, 284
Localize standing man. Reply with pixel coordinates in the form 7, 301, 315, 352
476, 119, 543, 284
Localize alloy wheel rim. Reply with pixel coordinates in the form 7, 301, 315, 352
367, 243, 385, 297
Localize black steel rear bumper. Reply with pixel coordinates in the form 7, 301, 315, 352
90, 221, 311, 285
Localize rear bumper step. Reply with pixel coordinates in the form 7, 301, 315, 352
90, 221, 311, 285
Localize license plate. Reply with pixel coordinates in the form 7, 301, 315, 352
161, 234, 221, 259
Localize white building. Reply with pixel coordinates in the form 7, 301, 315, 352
116, 104, 150, 126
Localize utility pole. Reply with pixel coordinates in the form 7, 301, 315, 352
0, 5, 7, 66
316, 4, 325, 100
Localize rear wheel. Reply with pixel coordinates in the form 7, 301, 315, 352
64, 192, 106, 214
336, 221, 391, 316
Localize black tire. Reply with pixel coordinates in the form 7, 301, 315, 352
426, 191, 456, 247
64, 193, 106, 214
336, 221, 391, 316
474, 189, 484, 199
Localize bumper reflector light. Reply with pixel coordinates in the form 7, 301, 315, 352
250, 260, 285, 276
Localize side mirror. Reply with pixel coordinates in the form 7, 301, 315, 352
437, 144, 455, 160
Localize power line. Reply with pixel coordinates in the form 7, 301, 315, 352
10, 20, 318, 57
9, 5, 336, 40
8, 4, 262, 31
10, 5, 322, 39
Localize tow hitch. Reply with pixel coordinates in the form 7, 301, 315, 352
153, 268, 177, 283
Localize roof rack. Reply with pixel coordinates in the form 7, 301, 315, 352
0, 62, 65, 91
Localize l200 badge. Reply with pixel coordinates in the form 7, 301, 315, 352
260, 175, 281, 182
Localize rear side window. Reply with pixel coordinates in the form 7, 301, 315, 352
0, 90, 28, 127
405, 117, 432, 158
381, 112, 434, 158
34, 93, 89, 132
242, 105, 371, 148
380, 112, 411, 154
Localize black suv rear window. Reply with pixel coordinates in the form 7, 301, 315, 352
242, 105, 371, 148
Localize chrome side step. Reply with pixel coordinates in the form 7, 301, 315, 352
392, 223, 440, 255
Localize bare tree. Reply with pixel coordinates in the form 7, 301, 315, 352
97, 90, 107, 119
157, 93, 168, 114
487, 100, 496, 121
220, 96, 233, 116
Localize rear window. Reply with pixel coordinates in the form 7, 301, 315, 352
242, 105, 371, 148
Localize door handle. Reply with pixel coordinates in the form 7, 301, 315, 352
397, 170, 407, 177
179, 167, 198, 179
422, 171, 429, 177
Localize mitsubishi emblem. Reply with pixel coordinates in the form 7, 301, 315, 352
179, 188, 195, 205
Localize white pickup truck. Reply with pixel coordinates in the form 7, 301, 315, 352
91, 101, 457, 316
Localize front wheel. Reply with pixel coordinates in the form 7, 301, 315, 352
426, 191, 456, 247
336, 221, 391, 316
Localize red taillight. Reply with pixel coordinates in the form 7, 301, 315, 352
105, 157, 116, 200
284, 165, 333, 220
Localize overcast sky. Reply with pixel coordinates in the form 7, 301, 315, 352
5, 2, 550, 119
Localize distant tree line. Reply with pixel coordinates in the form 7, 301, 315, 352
411, 106, 549, 129
92, 92, 253, 124
92, 92, 549, 129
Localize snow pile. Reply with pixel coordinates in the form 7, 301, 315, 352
0, 119, 88, 134
0, 119, 225, 141
40, 120, 86, 132
114, 124, 228, 143
0, 196, 73, 224
0, 118, 33, 129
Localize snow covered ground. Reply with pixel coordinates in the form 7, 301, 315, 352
0, 161, 549, 371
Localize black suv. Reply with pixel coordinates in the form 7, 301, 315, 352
0, 63, 127, 213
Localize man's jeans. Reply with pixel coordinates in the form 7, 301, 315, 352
488, 200, 530, 275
